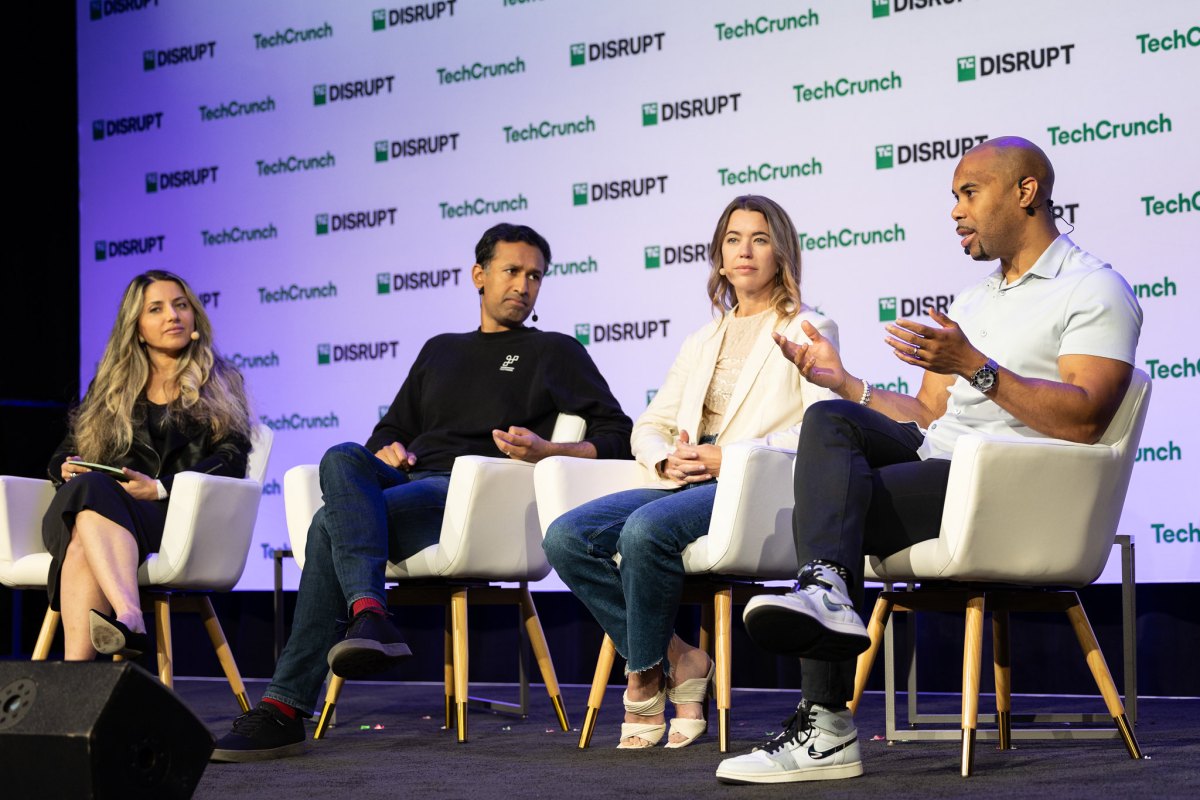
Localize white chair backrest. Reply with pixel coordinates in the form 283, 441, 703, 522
246, 424, 274, 485
550, 414, 586, 444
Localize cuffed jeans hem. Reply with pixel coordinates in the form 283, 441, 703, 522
262, 689, 316, 718
344, 590, 387, 610
624, 655, 667, 678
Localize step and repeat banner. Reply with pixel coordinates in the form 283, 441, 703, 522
77, 1, 1196, 589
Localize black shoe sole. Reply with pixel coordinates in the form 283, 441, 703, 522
210, 740, 306, 763
743, 605, 871, 661
89, 610, 149, 658
327, 638, 413, 679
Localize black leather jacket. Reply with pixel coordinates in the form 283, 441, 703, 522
48, 399, 251, 492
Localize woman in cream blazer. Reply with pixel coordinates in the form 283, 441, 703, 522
543, 195, 838, 750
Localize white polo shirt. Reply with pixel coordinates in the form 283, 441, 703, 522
918, 235, 1143, 461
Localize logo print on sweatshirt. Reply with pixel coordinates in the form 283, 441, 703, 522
499, 355, 520, 373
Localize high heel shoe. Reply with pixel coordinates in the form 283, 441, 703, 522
664, 660, 715, 749
618, 686, 667, 749
89, 609, 150, 658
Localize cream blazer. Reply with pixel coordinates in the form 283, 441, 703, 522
631, 306, 839, 487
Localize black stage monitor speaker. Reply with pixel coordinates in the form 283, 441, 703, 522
0, 660, 215, 799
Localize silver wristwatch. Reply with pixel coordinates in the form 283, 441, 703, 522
970, 358, 999, 393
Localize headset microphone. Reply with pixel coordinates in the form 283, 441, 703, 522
532, 310, 538, 323
963, 247, 970, 255
190, 331, 200, 341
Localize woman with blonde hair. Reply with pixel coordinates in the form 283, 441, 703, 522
543, 195, 839, 748
43, 269, 252, 659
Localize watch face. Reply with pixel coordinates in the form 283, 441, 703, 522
973, 365, 997, 392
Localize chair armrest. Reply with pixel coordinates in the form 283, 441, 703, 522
533, 457, 647, 535
144, 472, 263, 590
690, 442, 798, 578
283, 465, 322, 570
0, 476, 55, 570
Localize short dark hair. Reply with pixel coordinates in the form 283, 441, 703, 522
474, 223, 551, 269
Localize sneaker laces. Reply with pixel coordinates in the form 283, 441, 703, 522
231, 705, 286, 735
757, 701, 815, 755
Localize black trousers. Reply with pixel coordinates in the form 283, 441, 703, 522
791, 400, 952, 707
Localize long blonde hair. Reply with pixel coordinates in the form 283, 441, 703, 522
70, 270, 252, 462
706, 195, 803, 319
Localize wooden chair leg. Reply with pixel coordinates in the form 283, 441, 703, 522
1065, 596, 1142, 760
315, 673, 345, 739
32, 609, 60, 660
154, 595, 173, 688
444, 605, 455, 730
992, 609, 1012, 750
194, 596, 251, 712
519, 587, 570, 731
850, 594, 893, 715
578, 635, 617, 749
960, 593, 985, 777
714, 585, 733, 753
450, 587, 469, 743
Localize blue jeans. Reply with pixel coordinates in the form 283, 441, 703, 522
264, 442, 450, 714
542, 481, 716, 675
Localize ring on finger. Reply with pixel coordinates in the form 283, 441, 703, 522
912, 344, 919, 355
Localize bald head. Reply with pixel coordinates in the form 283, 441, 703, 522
968, 136, 1055, 208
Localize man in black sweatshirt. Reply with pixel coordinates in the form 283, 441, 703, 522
212, 223, 632, 761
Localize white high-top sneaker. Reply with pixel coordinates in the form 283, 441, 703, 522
742, 562, 870, 660
715, 701, 863, 784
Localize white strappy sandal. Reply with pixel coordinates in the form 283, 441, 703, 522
618, 686, 667, 748
664, 661, 714, 748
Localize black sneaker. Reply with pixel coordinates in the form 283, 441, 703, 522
210, 702, 306, 762
326, 609, 413, 679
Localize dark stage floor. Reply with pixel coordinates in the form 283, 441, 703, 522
180, 678, 1200, 799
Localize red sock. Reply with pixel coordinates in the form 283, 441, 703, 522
351, 597, 387, 617
262, 698, 298, 719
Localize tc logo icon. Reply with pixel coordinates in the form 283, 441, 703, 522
90, 0, 102, 21
875, 145, 894, 170
872, 0, 890, 18
92, 120, 105, 141
573, 183, 589, 206
317, 344, 332, 365
957, 56, 977, 82
574, 323, 591, 345
145, 172, 159, 193
94, 241, 107, 261
499, 355, 519, 373
374, 141, 389, 162
372, 9, 386, 31
878, 297, 897, 322
644, 246, 661, 269
376, 273, 391, 294
313, 84, 328, 106
143, 50, 156, 71
642, 103, 659, 126
315, 214, 329, 235
570, 43, 586, 67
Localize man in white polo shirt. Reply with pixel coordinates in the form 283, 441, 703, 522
716, 136, 1143, 784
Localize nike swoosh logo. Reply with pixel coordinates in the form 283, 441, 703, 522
808, 736, 857, 760
822, 594, 846, 613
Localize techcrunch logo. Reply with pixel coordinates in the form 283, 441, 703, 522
1047, 113, 1172, 146
92, 112, 163, 140
718, 158, 822, 186
372, 2, 457, 30
199, 95, 275, 122
643, 94, 740, 126
376, 269, 463, 293
872, 376, 911, 394
254, 22, 333, 49
876, 135, 986, 169
547, 257, 598, 277
571, 33, 665, 66
314, 76, 394, 105
317, 341, 400, 365
200, 224, 278, 247
316, 208, 397, 235
1144, 357, 1197, 380
1136, 26, 1199, 54
143, 41, 216, 71
438, 58, 525, 85
957, 45, 1073, 81
91, 0, 158, 20
94, 236, 164, 261
230, 351, 280, 369
440, 194, 528, 219
1136, 440, 1182, 463
504, 116, 595, 143
1152, 522, 1198, 545
375, 134, 459, 161
256, 152, 336, 176
259, 411, 339, 432
1141, 191, 1197, 216
878, 295, 954, 321
574, 320, 671, 346
794, 71, 901, 103
145, 166, 218, 193
644, 243, 708, 268
800, 224, 905, 250
573, 176, 668, 206
873, 0, 963, 17
258, 282, 337, 304
1134, 276, 1177, 299
714, 10, 818, 41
